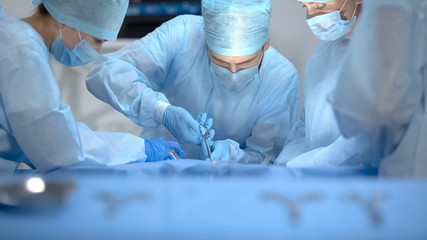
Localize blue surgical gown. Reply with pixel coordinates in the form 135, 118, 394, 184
276, 37, 365, 167
0, 8, 148, 173
331, 0, 427, 177
87, 15, 300, 163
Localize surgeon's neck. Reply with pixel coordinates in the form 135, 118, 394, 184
21, 13, 58, 50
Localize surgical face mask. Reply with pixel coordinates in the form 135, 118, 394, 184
51, 28, 100, 67
211, 51, 264, 92
306, 0, 358, 41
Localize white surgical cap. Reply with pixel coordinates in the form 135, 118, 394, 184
32, 0, 129, 41
202, 0, 271, 56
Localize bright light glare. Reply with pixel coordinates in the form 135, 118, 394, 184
26, 177, 46, 193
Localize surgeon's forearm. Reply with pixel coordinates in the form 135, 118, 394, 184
87, 56, 169, 128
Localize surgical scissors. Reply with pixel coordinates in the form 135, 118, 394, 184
199, 123, 212, 161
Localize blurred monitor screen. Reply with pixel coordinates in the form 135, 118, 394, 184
118, 0, 201, 38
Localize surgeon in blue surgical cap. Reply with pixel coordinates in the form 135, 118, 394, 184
276, 0, 367, 167
0, 0, 184, 173
330, 0, 427, 177
86, 0, 300, 163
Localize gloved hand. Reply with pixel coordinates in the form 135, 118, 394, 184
198, 113, 215, 159
145, 137, 185, 162
162, 106, 202, 144
209, 140, 232, 162
207, 139, 243, 162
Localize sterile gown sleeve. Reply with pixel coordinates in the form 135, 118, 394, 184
86, 23, 176, 128
275, 97, 306, 165
0, 32, 147, 171
331, 3, 422, 162
241, 64, 301, 164
277, 99, 366, 167
285, 135, 365, 167
279, 106, 365, 168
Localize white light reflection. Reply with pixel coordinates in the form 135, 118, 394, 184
26, 177, 46, 193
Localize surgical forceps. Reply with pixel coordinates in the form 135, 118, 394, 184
199, 123, 213, 162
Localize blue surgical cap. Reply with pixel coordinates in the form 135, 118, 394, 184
202, 0, 271, 56
32, 0, 129, 41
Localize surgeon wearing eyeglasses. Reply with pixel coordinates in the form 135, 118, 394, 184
86, 0, 300, 164
0, 0, 184, 173
276, 0, 367, 167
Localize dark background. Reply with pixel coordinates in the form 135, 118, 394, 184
118, 0, 202, 38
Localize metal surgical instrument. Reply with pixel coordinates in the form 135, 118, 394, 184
199, 123, 213, 162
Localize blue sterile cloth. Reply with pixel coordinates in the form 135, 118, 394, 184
0, 171, 425, 240
24, 159, 377, 178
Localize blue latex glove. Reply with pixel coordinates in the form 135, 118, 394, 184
162, 106, 202, 144
209, 140, 232, 161
198, 113, 215, 159
207, 139, 244, 162
145, 137, 185, 162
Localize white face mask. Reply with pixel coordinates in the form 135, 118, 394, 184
211, 51, 264, 92
306, 0, 358, 41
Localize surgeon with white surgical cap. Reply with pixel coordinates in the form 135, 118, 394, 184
87, 0, 300, 163
331, 0, 427, 177
0, 0, 184, 173
276, 0, 367, 167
